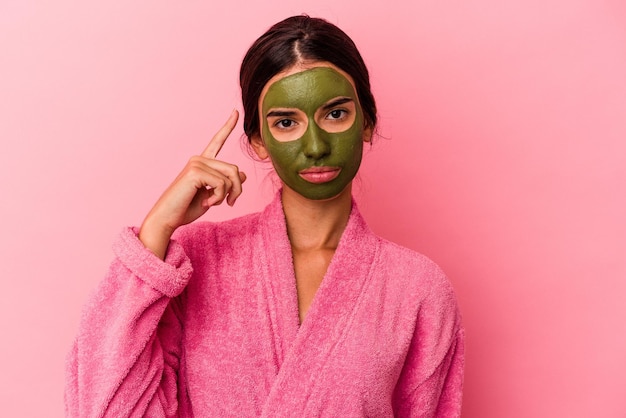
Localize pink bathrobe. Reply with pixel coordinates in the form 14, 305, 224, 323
65, 193, 464, 417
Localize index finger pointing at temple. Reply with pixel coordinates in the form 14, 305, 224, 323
202, 109, 239, 159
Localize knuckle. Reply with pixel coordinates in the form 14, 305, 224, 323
224, 164, 240, 179
186, 163, 203, 177
212, 187, 225, 199
214, 178, 227, 190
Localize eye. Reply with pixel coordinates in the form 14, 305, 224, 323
274, 119, 297, 129
326, 109, 348, 121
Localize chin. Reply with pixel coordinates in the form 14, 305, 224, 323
286, 182, 353, 202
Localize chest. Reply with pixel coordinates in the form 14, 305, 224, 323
292, 247, 334, 323
182, 276, 409, 417
178, 217, 420, 415
180, 251, 415, 416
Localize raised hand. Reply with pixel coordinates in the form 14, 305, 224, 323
139, 110, 247, 259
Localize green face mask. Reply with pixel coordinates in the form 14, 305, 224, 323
261, 67, 365, 200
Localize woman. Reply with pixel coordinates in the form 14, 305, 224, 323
66, 15, 464, 417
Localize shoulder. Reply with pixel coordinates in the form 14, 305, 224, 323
348, 202, 458, 311
376, 238, 444, 277
375, 238, 453, 293
371, 236, 461, 324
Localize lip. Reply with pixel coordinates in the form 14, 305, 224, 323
298, 166, 341, 184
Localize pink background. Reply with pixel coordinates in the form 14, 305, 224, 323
1, 0, 625, 416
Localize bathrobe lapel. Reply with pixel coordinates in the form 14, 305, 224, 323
258, 196, 301, 368
259, 194, 380, 416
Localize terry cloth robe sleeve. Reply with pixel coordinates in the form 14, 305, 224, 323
391, 258, 465, 418
65, 226, 194, 418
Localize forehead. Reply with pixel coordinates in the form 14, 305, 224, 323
261, 67, 357, 112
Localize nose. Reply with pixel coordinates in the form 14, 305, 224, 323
301, 124, 330, 159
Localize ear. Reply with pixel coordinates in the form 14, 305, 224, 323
250, 134, 270, 159
362, 125, 373, 143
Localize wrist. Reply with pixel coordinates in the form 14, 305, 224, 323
138, 217, 175, 260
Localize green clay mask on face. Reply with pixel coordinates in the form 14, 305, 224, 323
261, 67, 365, 200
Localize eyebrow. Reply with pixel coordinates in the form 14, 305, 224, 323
321, 97, 354, 111
266, 110, 297, 118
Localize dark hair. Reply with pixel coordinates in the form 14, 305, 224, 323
239, 15, 377, 141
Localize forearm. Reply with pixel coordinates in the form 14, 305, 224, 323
65, 228, 193, 417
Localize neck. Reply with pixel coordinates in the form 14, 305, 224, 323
281, 184, 353, 251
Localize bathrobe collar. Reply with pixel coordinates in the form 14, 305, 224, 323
258, 191, 380, 409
